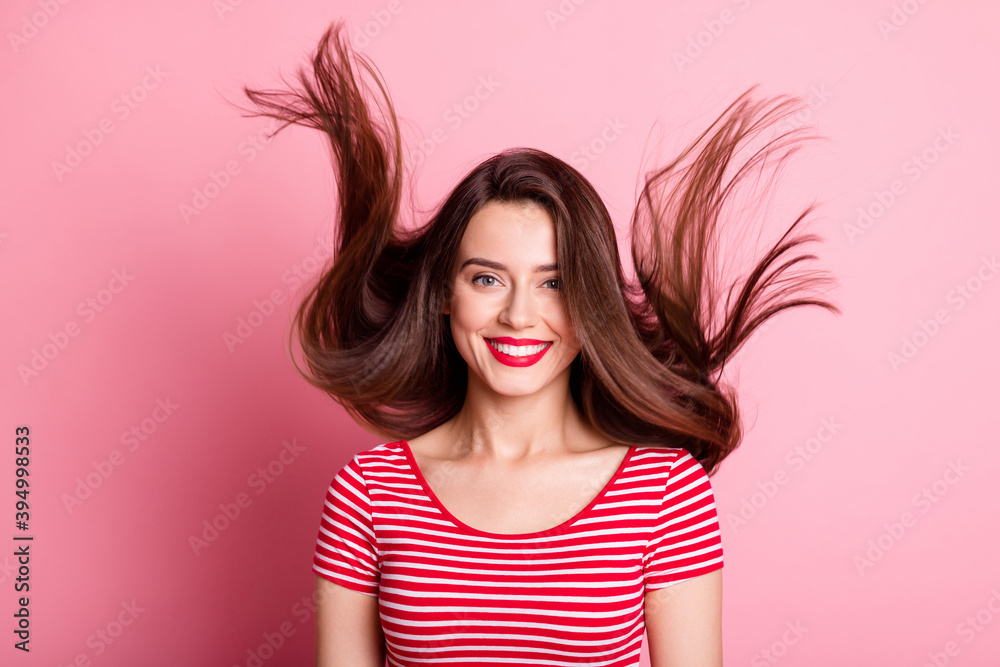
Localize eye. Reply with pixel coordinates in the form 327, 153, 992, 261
543, 278, 561, 290
471, 274, 498, 287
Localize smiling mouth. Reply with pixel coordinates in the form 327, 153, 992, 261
486, 339, 553, 357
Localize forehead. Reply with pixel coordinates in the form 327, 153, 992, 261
457, 201, 556, 259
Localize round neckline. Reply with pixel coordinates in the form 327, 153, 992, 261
397, 438, 634, 539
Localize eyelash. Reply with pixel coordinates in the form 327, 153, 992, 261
472, 274, 560, 290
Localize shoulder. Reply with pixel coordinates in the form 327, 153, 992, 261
355, 440, 406, 459
404, 420, 454, 460
628, 446, 711, 487
328, 441, 408, 482
628, 445, 698, 467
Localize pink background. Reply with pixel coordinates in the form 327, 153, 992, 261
3, 1, 999, 665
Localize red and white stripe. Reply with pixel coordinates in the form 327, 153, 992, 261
313, 440, 723, 666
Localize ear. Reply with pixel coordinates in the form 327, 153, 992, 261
442, 280, 452, 315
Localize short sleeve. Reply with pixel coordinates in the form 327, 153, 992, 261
312, 454, 380, 597
643, 449, 724, 591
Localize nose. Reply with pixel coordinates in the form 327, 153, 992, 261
498, 281, 538, 330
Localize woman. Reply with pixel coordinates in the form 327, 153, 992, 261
239, 20, 839, 667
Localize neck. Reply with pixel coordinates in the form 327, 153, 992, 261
445, 367, 588, 462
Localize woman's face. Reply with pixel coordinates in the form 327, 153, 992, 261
444, 200, 581, 398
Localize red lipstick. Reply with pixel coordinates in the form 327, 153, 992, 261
484, 337, 552, 367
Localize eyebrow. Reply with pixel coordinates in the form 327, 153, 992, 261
459, 258, 559, 273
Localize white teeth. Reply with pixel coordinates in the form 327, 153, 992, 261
488, 340, 551, 357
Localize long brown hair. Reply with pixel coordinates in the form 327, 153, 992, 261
235, 21, 840, 476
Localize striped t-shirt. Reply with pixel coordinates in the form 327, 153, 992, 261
312, 439, 723, 666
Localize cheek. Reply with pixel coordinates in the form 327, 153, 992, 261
449, 292, 489, 334
551, 304, 580, 345
564, 324, 582, 350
